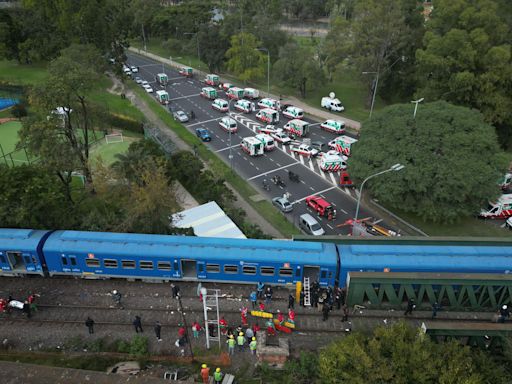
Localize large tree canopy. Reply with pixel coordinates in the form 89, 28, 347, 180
416, 0, 512, 147
318, 322, 505, 384
350, 101, 508, 223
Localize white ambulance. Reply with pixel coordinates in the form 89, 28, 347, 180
284, 119, 309, 137
155, 90, 169, 105
257, 98, 281, 111
479, 194, 512, 219
320, 119, 345, 134
282, 106, 304, 120
234, 99, 255, 113
255, 133, 275, 151
212, 98, 229, 112
244, 88, 260, 100
320, 150, 348, 172
328, 135, 358, 156
241, 137, 264, 156
256, 108, 279, 124
219, 117, 237, 133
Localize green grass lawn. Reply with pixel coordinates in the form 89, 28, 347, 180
0, 121, 30, 165
90, 135, 139, 166
0, 60, 49, 85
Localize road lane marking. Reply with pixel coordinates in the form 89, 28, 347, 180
215, 144, 241, 153
170, 93, 200, 101
186, 117, 221, 127
247, 163, 298, 180
293, 186, 336, 204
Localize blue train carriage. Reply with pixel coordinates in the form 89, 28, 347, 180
337, 241, 512, 286
42, 230, 338, 286
0, 228, 51, 276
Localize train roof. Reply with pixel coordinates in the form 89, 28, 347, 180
338, 243, 512, 272
44, 231, 337, 265
0, 228, 51, 251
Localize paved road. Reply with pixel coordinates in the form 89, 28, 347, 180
126, 53, 392, 236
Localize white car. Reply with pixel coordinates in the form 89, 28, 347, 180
134, 76, 142, 84
123, 66, 131, 75
271, 130, 292, 145
219, 117, 237, 133
290, 143, 319, 157
144, 85, 154, 93
130, 66, 138, 73
141, 80, 149, 87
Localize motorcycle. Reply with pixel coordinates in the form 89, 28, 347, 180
271, 175, 286, 188
262, 179, 271, 191
288, 171, 300, 183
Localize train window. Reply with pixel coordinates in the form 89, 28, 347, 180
24, 256, 31, 265
61, 256, 68, 266
86, 258, 100, 267
70, 257, 77, 266
224, 265, 238, 274
140, 261, 153, 270
279, 268, 293, 277
158, 261, 171, 271
206, 264, 220, 273
104, 259, 118, 268
242, 266, 256, 275
122, 260, 136, 269
0, 255, 5, 264
321, 270, 327, 279
260, 267, 275, 276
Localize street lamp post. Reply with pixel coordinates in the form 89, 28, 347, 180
354, 163, 405, 222
362, 56, 406, 120
256, 48, 270, 97
228, 98, 237, 171
411, 98, 424, 119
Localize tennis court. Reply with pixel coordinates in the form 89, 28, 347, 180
0, 121, 31, 166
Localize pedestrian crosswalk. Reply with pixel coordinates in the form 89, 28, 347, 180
230, 113, 358, 199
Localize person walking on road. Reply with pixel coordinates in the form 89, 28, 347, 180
112, 290, 123, 309
227, 335, 236, 355
214, 367, 223, 384
249, 337, 257, 355
154, 321, 162, 341
257, 282, 264, 299
133, 315, 143, 333
288, 294, 295, 309
237, 331, 245, 351
404, 299, 416, 316
171, 283, 180, 299
200, 364, 210, 384
250, 291, 257, 309
85, 317, 95, 334
431, 302, 441, 319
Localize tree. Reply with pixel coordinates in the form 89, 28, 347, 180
349, 101, 508, 223
319, 322, 505, 384
273, 41, 326, 98
225, 32, 266, 82
197, 23, 230, 72
0, 165, 78, 229
19, 44, 105, 191
415, 0, 512, 147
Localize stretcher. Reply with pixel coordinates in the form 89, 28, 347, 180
251, 310, 273, 319
273, 321, 292, 334
273, 319, 295, 329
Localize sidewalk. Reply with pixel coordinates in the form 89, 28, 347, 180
127, 47, 361, 131
108, 73, 283, 238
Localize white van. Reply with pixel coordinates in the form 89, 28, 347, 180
299, 213, 325, 236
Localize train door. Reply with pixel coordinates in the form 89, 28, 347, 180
60, 255, 77, 273
303, 265, 320, 283
6, 251, 24, 272
197, 261, 206, 279
181, 259, 197, 279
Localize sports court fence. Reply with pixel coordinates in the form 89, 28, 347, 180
143, 124, 177, 156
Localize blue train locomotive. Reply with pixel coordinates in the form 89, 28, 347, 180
1, 228, 512, 287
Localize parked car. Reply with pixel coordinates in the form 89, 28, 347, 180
130, 66, 138, 73
173, 110, 189, 123
144, 85, 154, 93
310, 141, 328, 152
196, 128, 211, 142
134, 76, 143, 84
141, 80, 149, 87
290, 143, 319, 157
272, 196, 293, 213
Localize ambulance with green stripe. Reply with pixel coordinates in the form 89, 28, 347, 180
201, 87, 217, 100
320, 119, 345, 134
320, 150, 348, 172
328, 135, 358, 156
284, 119, 309, 138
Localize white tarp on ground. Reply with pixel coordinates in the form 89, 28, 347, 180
171, 201, 246, 239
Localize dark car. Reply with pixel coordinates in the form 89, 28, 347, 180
311, 141, 328, 152
196, 128, 211, 142
272, 196, 293, 213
